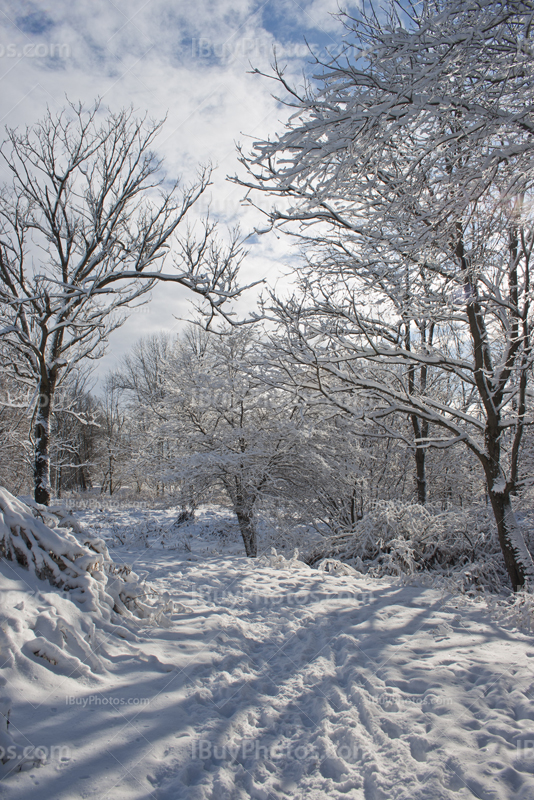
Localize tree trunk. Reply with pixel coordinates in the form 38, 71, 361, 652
480, 411, 534, 590
410, 414, 428, 505
408, 321, 432, 506
414, 445, 427, 505
235, 507, 257, 557
487, 487, 534, 592
79, 464, 88, 493
34, 384, 52, 506
225, 475, 258, 557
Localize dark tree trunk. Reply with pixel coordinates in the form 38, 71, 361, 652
487, 487, 532, 592
56, 465, 62, 499
407, 320, 432, 506
79, 465, 88, 493
411, 414, 428, 505
236, 506, 257, 557
109, 455, 113, 496
414, 445, 427, 505
34, 379, 53, 506
480, 413, 534, 591
225, 475, 258, 558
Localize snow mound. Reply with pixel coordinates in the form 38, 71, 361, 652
0, 489, 182, 780
255, 547, 312, 571
0, 489, 109, 608
0, 488, 175, 624
316, 558, 361, 576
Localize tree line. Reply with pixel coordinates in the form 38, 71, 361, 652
0, 325, 488, 554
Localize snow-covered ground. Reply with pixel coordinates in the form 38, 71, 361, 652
2, 504, 534, 799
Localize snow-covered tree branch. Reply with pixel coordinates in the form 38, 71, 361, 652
236, 0, 534, 589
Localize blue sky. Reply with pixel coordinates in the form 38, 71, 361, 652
0, 0, 360, 381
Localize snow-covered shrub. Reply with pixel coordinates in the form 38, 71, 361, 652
0, 488, 174, 623
487, 589, 534, 633
255, 548, 312, 571
305, 500, 503, 588
315, 558, 361, 577
84, 506, 195, 550
0, 489, 109, 607
511, 485, 534, 557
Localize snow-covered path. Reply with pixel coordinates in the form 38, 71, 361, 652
3, 548, 534, 799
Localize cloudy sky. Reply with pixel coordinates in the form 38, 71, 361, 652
0, 0, 359, 382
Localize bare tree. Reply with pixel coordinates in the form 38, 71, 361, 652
237, 0, 534, 588
0, 101, 249, 505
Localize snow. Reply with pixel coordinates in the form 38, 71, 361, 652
2, 502, 534, 799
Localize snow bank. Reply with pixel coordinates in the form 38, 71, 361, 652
0, 488, 110, 608
0, 488, 175, 623
0, 489, 182, 780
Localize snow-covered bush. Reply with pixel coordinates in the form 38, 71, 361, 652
255, 498, 317, 555
0, 488, 173, 623
0, 489, 108, 606
315, 558, 361, 577
305, 500, 506, 589
488, 589, 534, 632
255, 547, 311, 571
78, 505, 196, 550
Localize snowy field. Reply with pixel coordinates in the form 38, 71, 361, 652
2, 503, 534, 799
